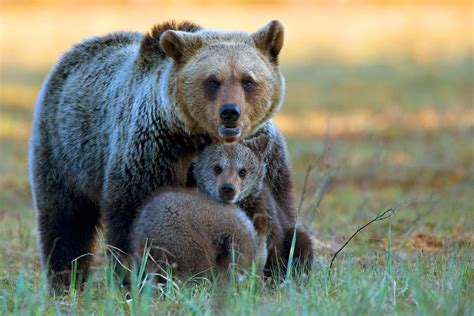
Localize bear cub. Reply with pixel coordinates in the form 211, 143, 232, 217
132, 134, 314, 282
192, 134, 315, 277
131, 135, 272, 282
131, 189, 258, 282
192, 135, 274, 270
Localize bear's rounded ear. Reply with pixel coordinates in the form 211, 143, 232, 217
251, 20, 284, 65
160, 30, 201, 63
243, 134, 271, 159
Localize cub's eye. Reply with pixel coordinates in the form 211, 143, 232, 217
214, 165, 223, 175
242, 79, 254, 91
207, 79, 220, 90
239, 169, 247, 178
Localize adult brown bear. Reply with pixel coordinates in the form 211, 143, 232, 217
29, 20, 308, 289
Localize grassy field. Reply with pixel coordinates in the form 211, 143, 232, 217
1, 2, 473, 315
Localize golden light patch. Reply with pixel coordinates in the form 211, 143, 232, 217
1, 4, 472, 68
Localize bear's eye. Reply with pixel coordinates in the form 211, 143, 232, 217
239, 169, 247, 178
207, 79, 220, 90
242, 79, 254, 91
214, 165, 223, 175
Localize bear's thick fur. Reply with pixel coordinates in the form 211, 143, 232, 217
29, 20, 294, 289
132, 189, 258, 282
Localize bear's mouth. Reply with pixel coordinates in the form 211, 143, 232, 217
218, 126, 241, 142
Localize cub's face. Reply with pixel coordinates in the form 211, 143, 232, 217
193, 140, 267, 204
160, 21, 285, 142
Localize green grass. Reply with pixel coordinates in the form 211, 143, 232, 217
0, 52, 473, 314
2, 241, 472, 315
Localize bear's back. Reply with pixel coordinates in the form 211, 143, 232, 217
58, 32, 142, 72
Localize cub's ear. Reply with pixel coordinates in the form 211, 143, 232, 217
193, 134, 212, 153
160, 30, 202, 63
251, 20, 284, 65
242, 134, 271, 159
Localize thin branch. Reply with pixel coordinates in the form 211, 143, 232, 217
329, 208, 396, 273
296, 164, 316, 214
301, 128, 333, 222
397, 193, 436, 251
400, 194, 435, 235
306, 174, 331, 225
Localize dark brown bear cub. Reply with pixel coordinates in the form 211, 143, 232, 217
192, 135, 315, 278
131, 136, 273, 282
131, 189, 258, 282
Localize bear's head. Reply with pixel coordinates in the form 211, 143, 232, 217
144, 21, 285, 142
192, 134, 270, 204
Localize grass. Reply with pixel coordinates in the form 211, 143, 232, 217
1, 2, 473, 315
3, 241, 472, 314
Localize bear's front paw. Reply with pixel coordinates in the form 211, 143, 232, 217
252, 213, 269, 235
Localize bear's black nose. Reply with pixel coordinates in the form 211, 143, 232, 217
220, 104, 240, 125
219, 183, 236, 202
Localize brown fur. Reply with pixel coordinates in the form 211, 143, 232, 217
139, 20, 202, 64
30, 19, 291, 290
192, 135, 315, 278
131, 189, 257, 282
160, 23, 286, 142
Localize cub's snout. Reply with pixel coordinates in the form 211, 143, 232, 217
219, 183, 236, 203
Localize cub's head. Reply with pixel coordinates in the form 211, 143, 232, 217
193, 135, 270, 204
142, 20, 285, 142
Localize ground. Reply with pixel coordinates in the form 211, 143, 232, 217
0, 2, 473, 315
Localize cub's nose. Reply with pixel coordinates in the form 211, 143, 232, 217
219, 183, 236, 202
219, 104, 240, 125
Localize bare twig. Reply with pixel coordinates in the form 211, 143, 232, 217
397, 193, 437, 251
287, 164, 316, 278
296, 164, 316, 214
400, 193, 435, 235
302, 127, 334, 223
329, 208, 396, 273
305, 175, 331, 225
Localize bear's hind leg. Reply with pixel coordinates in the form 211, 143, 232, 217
36, 184, 100, 291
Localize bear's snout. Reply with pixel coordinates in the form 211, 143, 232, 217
219, 104, 240, 126
219, 183, 236, 203
218, 104, 242, 141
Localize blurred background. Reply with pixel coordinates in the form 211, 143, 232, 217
0, 0, 472, 267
